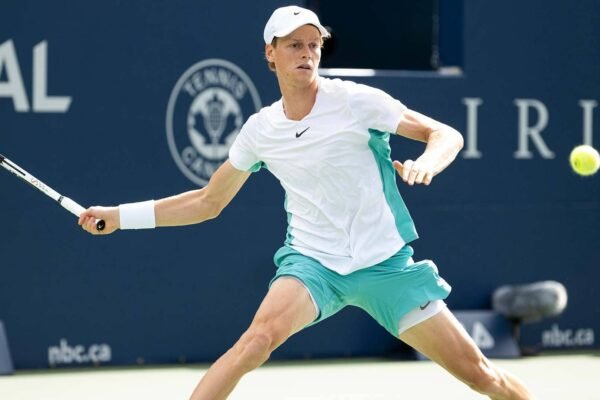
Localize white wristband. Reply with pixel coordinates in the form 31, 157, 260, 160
119, 200, 156, 229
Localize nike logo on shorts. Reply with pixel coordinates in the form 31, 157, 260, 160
419, 301, 431, 310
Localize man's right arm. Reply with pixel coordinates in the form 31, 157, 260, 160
78, 160, 251, 234
155, 160, 250, 226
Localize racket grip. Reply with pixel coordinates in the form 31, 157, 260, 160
60, 196, 105, 231
60, 196, 86, 216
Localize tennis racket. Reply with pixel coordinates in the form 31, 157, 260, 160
0, 153, 105, 231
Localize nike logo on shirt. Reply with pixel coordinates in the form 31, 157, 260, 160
296, 127, 310, 138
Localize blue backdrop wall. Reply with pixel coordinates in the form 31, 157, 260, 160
1, 0, 598, 368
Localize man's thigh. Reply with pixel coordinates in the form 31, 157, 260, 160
399, 307, 486, 375
251, 277, 318, 338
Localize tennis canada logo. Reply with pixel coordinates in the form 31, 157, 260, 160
166, 59, 261, 186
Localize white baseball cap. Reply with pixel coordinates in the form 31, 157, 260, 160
263, 6, 330, 44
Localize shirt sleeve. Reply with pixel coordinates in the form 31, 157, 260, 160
347, 82, 407, 134
228, 115, 262, 172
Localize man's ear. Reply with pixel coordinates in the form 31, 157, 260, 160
265, 44, 274, 62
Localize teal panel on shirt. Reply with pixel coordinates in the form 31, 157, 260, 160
284, 193, 294, 246
248, 161, 266, 172
367, 128, 419, 243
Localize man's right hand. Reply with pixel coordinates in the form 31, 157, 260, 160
79, 206, 119, 235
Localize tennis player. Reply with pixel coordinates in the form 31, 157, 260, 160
80, 6, 533, 400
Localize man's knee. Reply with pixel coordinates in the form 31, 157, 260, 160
463, 359, 503, 395
239, 331, 273, 367
233, 325, 287, 372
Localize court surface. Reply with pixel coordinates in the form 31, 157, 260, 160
1, 352, 598, 399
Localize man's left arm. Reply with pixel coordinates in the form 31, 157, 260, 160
393, 109, 464, 185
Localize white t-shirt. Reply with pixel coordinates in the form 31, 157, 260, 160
229, 77, 418, 275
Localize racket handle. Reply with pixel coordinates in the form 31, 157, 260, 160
60, 196, 105, 231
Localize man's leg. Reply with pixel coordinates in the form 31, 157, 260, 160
399, 307, 534, 400
189, 277, 317, 400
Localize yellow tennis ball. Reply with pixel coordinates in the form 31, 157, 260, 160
569, 145, 600, 176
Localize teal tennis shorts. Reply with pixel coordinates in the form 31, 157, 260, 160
270, 245, 452, 337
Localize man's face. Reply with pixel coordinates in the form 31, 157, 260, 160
266, 24, 322, 87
